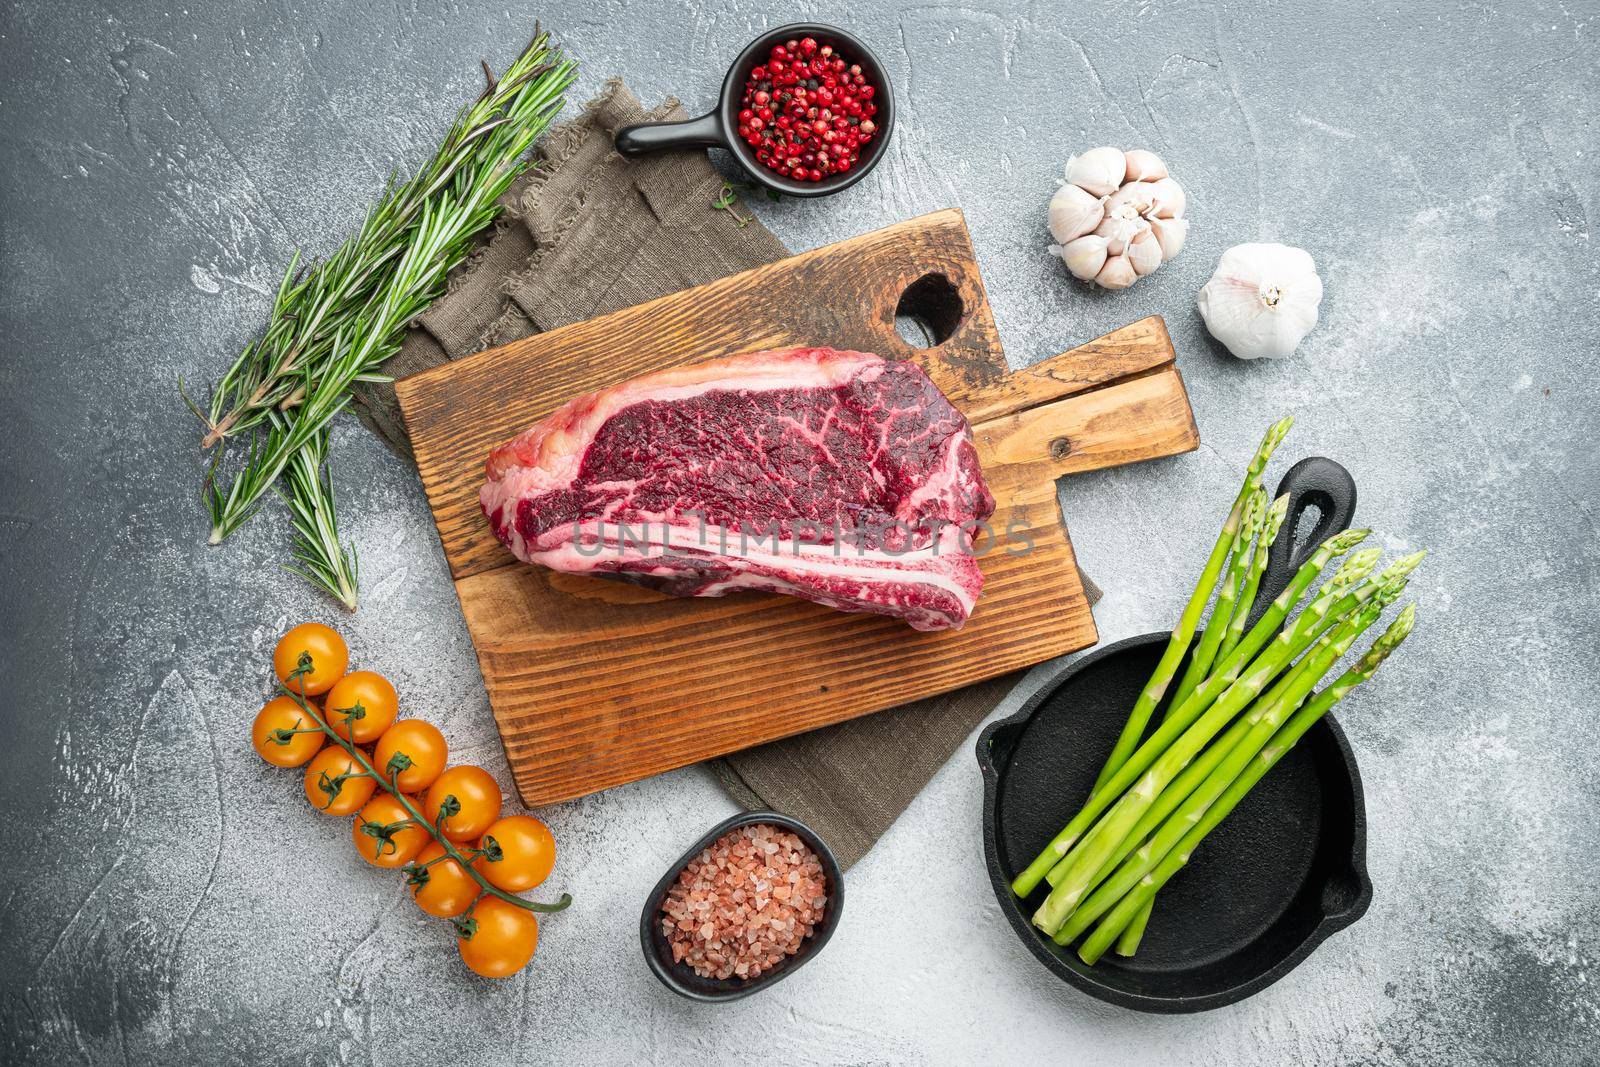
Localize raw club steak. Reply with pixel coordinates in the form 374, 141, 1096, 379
480, 347, 995, 630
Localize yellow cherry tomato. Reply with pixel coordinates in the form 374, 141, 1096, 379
423, 766, 502, 842
472, 815, 556, 892
457, 896, 539, 978
302, 747, 375, 816
323, 670, 398, 744
373, 719, 448, 792
408, 841, 479, 918
273, 623, 348, 696
250, 695, 326, 768
351, 793, 427, 868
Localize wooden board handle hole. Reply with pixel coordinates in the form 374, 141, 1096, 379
894, 272, 965, 349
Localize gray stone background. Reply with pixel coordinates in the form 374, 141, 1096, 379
2, 1, 1596, 1063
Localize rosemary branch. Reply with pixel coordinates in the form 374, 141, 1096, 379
199, 32, 577, 555
277, 425, 359, 611
197, 31, 574, 449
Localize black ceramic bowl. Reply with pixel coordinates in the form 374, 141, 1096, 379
975, 457, 1371, 1013
615, 23, 895, 198
640, 810, 844, 1001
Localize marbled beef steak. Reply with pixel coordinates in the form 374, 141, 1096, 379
480, 347, 995, 630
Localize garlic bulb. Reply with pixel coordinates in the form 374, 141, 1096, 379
1048, 148, 1188, 290
1197, 243, 1323, 360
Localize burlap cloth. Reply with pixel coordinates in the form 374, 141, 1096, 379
355, 81, 1096, 870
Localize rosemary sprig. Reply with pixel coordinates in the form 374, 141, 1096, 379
199, 31, 577, 556
197, 31, 575, 449
278, 425, 359, 611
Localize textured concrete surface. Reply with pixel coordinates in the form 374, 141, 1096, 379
2, 1, 1597, 1064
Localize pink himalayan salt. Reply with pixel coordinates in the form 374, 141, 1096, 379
660, 822, 829, 982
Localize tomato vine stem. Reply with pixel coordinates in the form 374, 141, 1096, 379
278, 671, 572, 917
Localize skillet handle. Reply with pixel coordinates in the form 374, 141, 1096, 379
615, 111, 727, 156
1242, 456, 1357, 632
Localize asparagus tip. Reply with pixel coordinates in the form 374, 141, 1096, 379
1324, 547, 1382, 593
1356, 602, 1416, 673
1374, 574, 1412, 608
1326, 528, 1373, 554
1243, 487, 1266, 529
1261, 494, 1290, 542
1383, 601, 1417, 641
1245, 417, 1296, 477
1379, 549, 1429, 582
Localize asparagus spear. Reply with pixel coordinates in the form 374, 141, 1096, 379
1037, 546, 1388, 895
1082, 600, 1324, 947
1033, 560, 1419, 932
1114, 490, 1290, 950
1217, 493, 1289, 665
1040, 549, 1419, 896
1054, 594, 1395, 946
1166, 487, 1268, 715
1077, 605, 1418, 963
1110, 897, 1152, 959
1092, 419, 1292, 791
1009, 520, 1367, 902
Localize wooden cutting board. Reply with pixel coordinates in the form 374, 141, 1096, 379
397, 209, 1198, 806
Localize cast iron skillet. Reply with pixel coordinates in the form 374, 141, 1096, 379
976, 457, 1366, 1013
614, 23, 895, 198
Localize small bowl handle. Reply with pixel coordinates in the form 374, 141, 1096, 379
1243, 456, 1358, 633
615, 111, 727, 156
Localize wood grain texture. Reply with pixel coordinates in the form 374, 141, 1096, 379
396, 210, 1199, 806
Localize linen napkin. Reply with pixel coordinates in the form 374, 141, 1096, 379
354, 80, 1095, 870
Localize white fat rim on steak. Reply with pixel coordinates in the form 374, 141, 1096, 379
527, 518, 980, 616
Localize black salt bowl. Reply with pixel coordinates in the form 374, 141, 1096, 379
640, 810, 845, 1002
